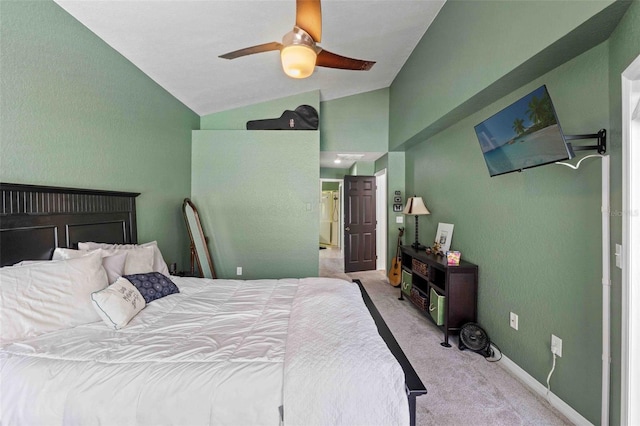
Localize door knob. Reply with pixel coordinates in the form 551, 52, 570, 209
345, 227, 351, 231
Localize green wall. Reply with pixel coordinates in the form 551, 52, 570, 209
320, 88, 389, 153
322, 182, 340, 191
349, 161, 375, 176
404, 43, 608, 423
320, 167, 349, 180
200, 91, 319, 130
375, 153, 406, 272
0, 0, 198, 269
606, 1, 640, 423
389, 0, 623, 151
391, 0, 640, 421
191, 130, 319, 279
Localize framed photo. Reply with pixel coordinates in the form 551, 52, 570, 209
394, 190, 401, 196
434, 223, 454, 253
393, 196, 402, 203
393, 204, 403, 212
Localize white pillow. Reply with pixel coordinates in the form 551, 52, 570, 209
78, 241, 169, 276
0, 251, 108, 344
91, 277, 146, 330
52, 248, 127, 284
101, 247, 154, 275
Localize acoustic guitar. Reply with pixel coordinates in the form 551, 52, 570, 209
388, 227, 405, 287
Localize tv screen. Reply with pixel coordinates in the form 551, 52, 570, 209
474, 85, 572, 177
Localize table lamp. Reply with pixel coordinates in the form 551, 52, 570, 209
403, 196, 430, 250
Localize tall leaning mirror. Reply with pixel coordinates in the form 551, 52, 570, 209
182, 198, 216, 279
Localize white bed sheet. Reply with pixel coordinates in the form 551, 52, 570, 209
0, 277, 408, 426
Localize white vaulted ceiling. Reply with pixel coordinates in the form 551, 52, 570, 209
54, 0, 445, 116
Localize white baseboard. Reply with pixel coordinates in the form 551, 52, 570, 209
493, 346, 593, 426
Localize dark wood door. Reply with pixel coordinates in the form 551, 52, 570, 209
344, 175, 376, 273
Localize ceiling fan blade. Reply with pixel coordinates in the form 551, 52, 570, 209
316, 49, 375, 71
219, 42, 283, 60
296, 0, 322, 42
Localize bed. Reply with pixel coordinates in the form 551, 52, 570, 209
0, 183, 426, 425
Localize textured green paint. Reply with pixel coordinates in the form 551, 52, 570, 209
320, 167, 349, 179
191, 130, 319, 279
404, 43, 609, 423
375, 153, 405, 273
320, 88, 389, 153
321, 182, 339, 191
200, 91, 319, 130
607, 2, 640, 424
0, 0, 198, 269
389, 0, 620, 151
350, 161, 374, 176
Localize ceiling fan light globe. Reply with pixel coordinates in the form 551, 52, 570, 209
281, 44, 317, 79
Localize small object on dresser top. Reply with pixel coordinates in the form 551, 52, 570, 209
447, 251, 461, 266
432, 241, 445, 256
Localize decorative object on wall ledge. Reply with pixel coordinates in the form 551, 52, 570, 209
434, 222, 454, 255
246, 105, 318, 130
218, 0, 375, 79
403, 196, 430, 250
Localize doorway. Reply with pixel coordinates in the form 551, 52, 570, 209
621, 53, 639, 426
343, 175, 377, 273
375, 169, 387, 272
319, 179, 343, 250
319, 178, 344, 278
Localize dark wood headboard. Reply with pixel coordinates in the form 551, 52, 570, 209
0, 183, 139, 267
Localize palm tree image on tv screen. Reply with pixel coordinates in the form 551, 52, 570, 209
474, 85, 571, 177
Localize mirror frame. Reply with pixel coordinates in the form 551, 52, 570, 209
182, 198, 216, 279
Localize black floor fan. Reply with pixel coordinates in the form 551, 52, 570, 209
459, 323, 493, 357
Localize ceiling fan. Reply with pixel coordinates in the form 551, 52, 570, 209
218, 0, 375, 79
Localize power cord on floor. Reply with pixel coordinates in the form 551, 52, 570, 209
546, 352, 557, 403
485, 342, 503, 362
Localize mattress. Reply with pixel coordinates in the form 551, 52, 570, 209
0, 277, 409, 425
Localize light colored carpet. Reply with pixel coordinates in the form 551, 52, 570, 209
319, 248, 572, 425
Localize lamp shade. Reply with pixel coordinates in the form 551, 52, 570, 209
281, 44, 317, 79
403, 196, 430, 215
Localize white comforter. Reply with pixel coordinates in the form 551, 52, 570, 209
1, 277, 409, 426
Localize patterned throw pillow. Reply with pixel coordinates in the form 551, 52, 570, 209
122, 272, 179, 303
91, 277, 146, 330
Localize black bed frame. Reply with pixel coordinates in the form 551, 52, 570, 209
0, 183, 426, 425
0, 183, 139, 266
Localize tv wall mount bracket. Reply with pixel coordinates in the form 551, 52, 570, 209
565, 128, 606, 155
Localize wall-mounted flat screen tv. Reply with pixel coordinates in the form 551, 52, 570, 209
474, 85, 573, 177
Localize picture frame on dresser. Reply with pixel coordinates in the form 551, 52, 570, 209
434, 222, 454, 253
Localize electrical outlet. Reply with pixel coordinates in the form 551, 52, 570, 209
510, 312, 518, 330
396, 216, 404, 224
236, 267, 242, 276
551, 334, 563, 357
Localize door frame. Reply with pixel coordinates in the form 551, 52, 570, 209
375, 169, 387, 272
343, 175, 377, 273
319, 178, 343, 251
620, 53, 640, 426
